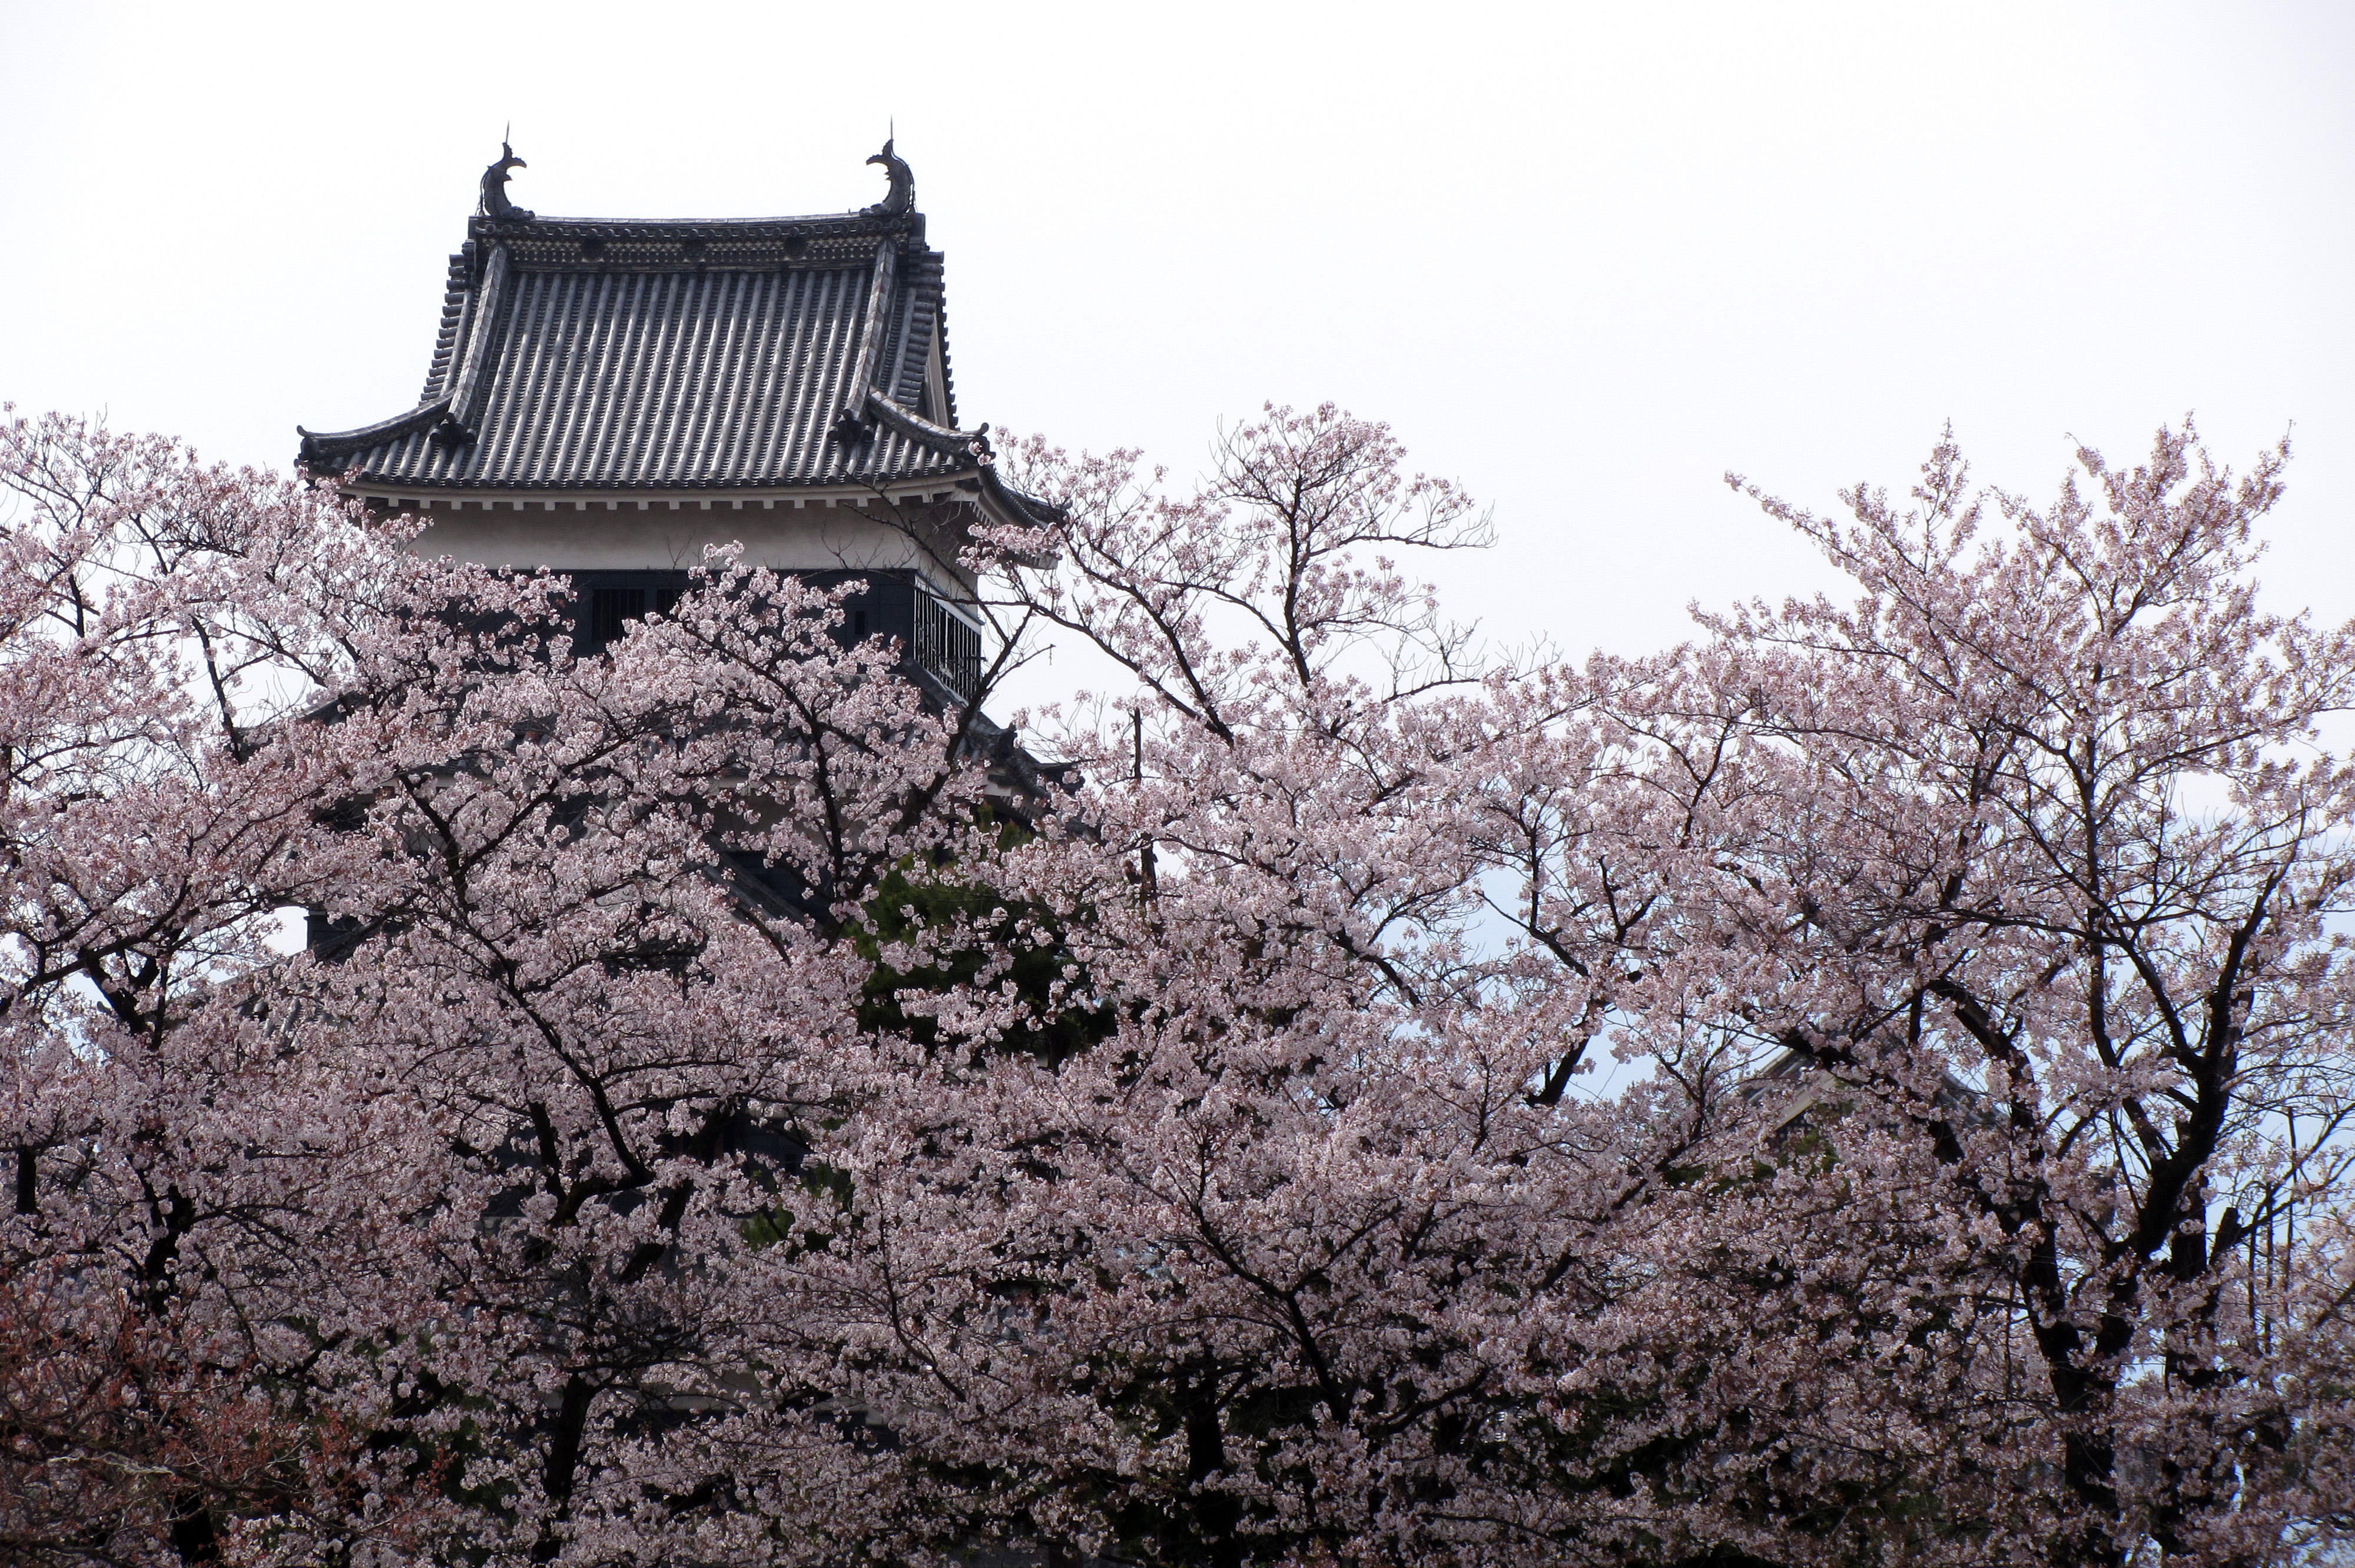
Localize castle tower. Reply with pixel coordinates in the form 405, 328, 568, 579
296, 141, 1038, 701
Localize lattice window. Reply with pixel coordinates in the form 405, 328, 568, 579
585, 586, 682, 652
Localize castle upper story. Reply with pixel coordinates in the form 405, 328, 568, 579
296, 140, 1044, 694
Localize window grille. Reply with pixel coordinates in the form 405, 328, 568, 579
585, 586, 682, 652
912, 587, 981, 699
589, 587, 645, 647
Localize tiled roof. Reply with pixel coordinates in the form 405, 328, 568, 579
297, 151, 994, 494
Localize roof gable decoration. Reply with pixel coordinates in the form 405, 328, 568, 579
296, 140, 1034, 512
479, 141, 532, 221
864, 139, 914, 217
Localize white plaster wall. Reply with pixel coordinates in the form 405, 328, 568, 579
402, 501, 974, 592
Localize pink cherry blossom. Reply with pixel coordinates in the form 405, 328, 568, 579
1, 404, 2347, 1568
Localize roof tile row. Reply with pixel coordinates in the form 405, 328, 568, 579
301, 190, 978, 493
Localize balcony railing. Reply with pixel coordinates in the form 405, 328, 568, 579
913, 587, 981, 699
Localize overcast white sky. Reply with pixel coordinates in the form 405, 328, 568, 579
2, 1, 2349, 672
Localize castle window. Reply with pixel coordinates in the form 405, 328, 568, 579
590, 587, 646, 648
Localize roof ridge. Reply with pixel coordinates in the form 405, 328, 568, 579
420, 252, 471, 403
827, 242, 897, 446
860, 389, 985, 455
440, 244, 513, 440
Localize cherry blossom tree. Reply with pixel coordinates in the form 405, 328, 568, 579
731, 408, 1706, 1567
0, 410, 1009, 1563
1565, 426, 2355, 1566
0, 410, 512, 1565
750, 410, 2355, 1568
2, 400, 2349, 1568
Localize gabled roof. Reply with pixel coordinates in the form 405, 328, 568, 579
297, 143, 1011, 496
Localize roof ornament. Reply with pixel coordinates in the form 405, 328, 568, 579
864, 137, 914, 217
479, 138, 534, 222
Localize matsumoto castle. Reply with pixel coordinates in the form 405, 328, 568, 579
297, 140, 1032, 706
